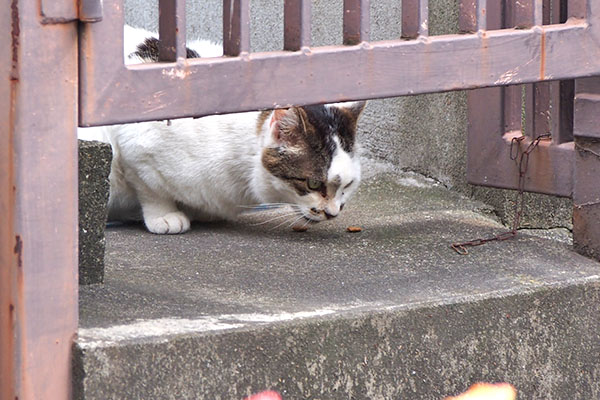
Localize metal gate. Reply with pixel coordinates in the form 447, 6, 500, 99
3, 0, 600, 398
80, 1, 600, 125
78, 0, 600, 258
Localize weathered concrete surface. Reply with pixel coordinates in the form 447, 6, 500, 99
122, 0, 572, 229
75, 173, 600, 399
78, 140, 111, 285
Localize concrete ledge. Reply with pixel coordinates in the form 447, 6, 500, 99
75, 173, 600, 399
78, 140, 111, 285
74, 281, 600, 399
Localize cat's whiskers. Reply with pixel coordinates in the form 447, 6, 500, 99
299, 216, 312, 229
270, 213, 305, 230
271, 214, 311, 231
249, 211, 299, 227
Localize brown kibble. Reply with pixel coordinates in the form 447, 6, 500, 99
292, 225, 309, 232
346, 226, 362, 233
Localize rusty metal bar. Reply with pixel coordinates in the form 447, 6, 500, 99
550, 0, 574, 145
284, 0, 311, 50
534, 0, 544, 25
573, 77, 600, 260
2, 0, 79, 398
506, 0, 536, 28
459, 0, 489, 32
469, 132, 575, 196
39, 0, 78, 23
574, 78, 600, 139
524, 84, 548, 138
466, 0, 574, 197
402, 0, 429, 38
477, 0, 487, 30
80, 0, 600, 126
343, 0, 370, 45
503, 86, 523, 134
568, 0, 587, 19
159, 0, 186, 61
81, 21, 600, 126
78, 0, 103, 22
0, 3, 16, 398
223, 0, 250, 56
522, 0, 574, 144
459, 0, 476, 32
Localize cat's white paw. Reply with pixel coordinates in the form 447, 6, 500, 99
145, 211, 191, 234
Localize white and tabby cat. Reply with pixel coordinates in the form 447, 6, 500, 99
80, 26, 366, 234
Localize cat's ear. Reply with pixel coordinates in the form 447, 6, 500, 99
340, 101, 367, 125
270, 108, 305, 145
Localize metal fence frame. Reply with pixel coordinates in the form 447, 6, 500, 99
2, 0, 599, 398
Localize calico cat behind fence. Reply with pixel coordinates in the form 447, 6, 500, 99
79, 26, 366, 234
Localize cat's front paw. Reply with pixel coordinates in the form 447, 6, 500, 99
145, 211, 191, 234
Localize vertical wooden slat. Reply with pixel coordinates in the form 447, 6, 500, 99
343, 0, 370, 45
223, 0, 250, 56
159, 0, 187, 61
284, 0, 311, 50
402, 0, 429, 38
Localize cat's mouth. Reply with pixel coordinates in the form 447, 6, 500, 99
300, 207, 330, 222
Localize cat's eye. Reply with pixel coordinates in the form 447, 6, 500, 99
307, 179, 322, 191
343, 180, 354, 190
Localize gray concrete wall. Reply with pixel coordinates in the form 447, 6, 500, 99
124, 0, 571, 229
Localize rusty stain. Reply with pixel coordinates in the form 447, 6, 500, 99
13, 235, 22, 268
11, 0, 19, 76
540, 30, 546, 80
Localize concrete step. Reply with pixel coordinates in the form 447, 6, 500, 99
74, 170, 600, 400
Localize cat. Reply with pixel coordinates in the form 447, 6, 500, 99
79, 26, 366, 234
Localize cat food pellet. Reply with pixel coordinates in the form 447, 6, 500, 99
292, 225, 309, 232
346, 226, 362, 233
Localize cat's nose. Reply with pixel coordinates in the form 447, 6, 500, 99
324, 211, 337, 219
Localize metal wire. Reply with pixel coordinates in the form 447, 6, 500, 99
451, 133, 552, 255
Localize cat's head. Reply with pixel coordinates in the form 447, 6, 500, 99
260, 102, 366, 222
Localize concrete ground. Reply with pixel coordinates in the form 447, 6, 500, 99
76, 170, 600, 399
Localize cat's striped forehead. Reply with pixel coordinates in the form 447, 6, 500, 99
301, 104, 358, 154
